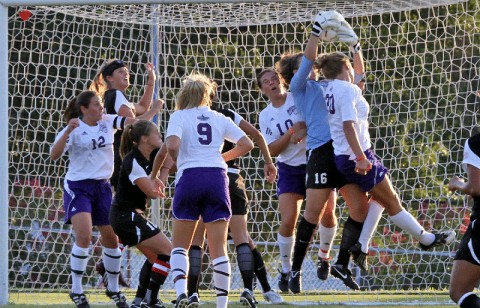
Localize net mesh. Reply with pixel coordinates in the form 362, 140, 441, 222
7, 0, 480, 305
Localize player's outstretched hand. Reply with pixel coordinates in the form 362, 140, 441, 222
145, 62, 156, 82
448, 176, 464, 192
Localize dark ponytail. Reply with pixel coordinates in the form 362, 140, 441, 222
119, 119, 155, 159
64, 90, 97, 122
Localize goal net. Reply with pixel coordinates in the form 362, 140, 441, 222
6, 0, 479, 305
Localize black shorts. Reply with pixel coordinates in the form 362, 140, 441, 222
109, 205, 160, 247
305, 141, 349, 189
228, 172, 248, 216
454, 219, 480, 266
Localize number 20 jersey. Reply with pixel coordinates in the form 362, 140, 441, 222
166, 106, 246, 182
259, 92, 306, 166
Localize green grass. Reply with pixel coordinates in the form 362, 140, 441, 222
6, 290, 457, 307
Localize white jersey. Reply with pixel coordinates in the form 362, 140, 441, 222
324, 79, 371, 158
53, 114, 123, 181
259, 92, 306, 166
166, 106, 246, 183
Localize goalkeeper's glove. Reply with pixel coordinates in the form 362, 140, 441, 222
349, 41, 362, 54
311, 11, 343, 37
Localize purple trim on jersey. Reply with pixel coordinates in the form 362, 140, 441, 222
276, 161, 306, 197
334, 149, 388, 192
172, 167, 231, 223
63, 179, 112, 226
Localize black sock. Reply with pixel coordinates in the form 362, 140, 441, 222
236, 243, 255, 291
292, 217, 317, 272
145, 254, 170, 305
251, 247, 271, 293
336, 216, 363, 268
187, 245, 203, 296
460, 292, 480, 308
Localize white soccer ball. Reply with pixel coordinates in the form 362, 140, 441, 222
319, 28, 338, 42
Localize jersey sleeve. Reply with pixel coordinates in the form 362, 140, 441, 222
114, 90, 133, 113
290, 55, 312, 96
337, 86, 358, 123
128, 158, 148, 185
259, 108, 276, 145
51, 126, 71, 155
166, 111, 183, 139
223, 116, 247, 143
103, 114, 127, 130
228, 109, 244, 126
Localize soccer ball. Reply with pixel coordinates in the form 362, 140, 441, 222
319, 27, 338, 41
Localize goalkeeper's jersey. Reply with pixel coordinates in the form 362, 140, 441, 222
289, 55, 332, 151
324, 79, 371, 159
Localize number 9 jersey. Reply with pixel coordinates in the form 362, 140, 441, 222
166, 106, 246, 183
259, 92, 306, 166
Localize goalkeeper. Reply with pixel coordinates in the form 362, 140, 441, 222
275, 11, 383, 292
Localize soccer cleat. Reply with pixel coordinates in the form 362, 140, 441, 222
174, 293, 188, 308
263, 289, 284, 304
419, 231, 456, 250
317, 259, 331, 280
106, 289, 129, 308
130, 304, 143, 308
187, 293, 199, 308
140, 299, 166, 308
240, 289, 257, 308
331, 265, 360, 290
349, 242, 369, 272
277, 270, 289, 293
69, 292, 91, 308
288, 270, 301, 294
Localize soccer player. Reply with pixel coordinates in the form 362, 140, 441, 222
275, 11, 383, 292
109, 119, 172, 308
448, 133, 480, 308
50, 90, 133, 308
90, 59, 163, 295
90, 59, 163, 191
182, 106, 283, 307
153, 73, 254, 308
317, 51, 455, 254
257, 68, 307, 292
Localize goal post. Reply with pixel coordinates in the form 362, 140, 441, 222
3, 0, 479, 306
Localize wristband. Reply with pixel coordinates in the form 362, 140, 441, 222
356, 155, 366, 162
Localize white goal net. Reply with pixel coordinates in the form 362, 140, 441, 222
5, 0, 480, 305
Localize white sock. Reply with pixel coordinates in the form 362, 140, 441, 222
358, 200, 384, 253
70, 243, 90, 294
213, 256, 231, 308
102, 247, 122, 292
170, 248, 188, 297
318, 224, 336, 259
277, 233, 294, 273
390, 209, 434, 244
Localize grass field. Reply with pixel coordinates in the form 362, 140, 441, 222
7, 290, 457, 307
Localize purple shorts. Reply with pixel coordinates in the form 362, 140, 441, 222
63, 179, 113, 226
334, 149, 388, 192
172, 167, 231, 223
276, 162, 306, 197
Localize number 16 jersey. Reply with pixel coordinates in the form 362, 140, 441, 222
259, 92, 306, 166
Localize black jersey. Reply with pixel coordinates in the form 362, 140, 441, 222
104, 89, 131, 149
215, 108, 240, 170
468, 133, 480, 220
112, 147, 159, 212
